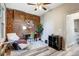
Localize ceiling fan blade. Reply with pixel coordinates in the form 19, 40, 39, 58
42, 7, 47, 10
27, 3, 35, 5
34, 8, 37, 11
43, 3, 51, 5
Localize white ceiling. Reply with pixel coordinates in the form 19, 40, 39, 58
6, 3, 62, 16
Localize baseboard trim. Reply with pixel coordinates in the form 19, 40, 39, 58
66, 41, 77, 51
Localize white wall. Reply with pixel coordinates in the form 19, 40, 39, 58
40, 3, 79, 49
41, 4, 67, 42
0, 3, 6, 42
41, 12, 55, 42
66, 15, 75, 48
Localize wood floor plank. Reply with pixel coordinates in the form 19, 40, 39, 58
36, 47, 55, 56
11, 44, 79, 56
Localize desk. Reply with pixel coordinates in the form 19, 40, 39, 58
24, 33, 40, 41
24, 34, 30, 40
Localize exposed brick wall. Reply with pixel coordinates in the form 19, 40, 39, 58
6, 8, 40, 37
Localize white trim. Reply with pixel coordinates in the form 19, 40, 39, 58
66, 41, 77, 51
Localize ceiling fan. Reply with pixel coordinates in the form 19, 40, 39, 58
27, 3, 51, 11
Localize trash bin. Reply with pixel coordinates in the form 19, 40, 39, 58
45, 40, 48, 44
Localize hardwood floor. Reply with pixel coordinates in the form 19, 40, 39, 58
51, 44, 79, 56
11, 43, 79, 56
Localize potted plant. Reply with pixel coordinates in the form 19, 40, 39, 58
36, 24, 43, 40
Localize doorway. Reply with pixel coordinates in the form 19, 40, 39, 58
66, 12, 79, 49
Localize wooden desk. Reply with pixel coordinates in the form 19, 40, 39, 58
24, 34, 30, 40
24, 33, 40, 41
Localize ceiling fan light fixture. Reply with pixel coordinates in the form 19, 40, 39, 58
27, 3, 50, 11
39, 5, 42, 9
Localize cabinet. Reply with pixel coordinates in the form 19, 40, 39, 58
48, 35, 64, 50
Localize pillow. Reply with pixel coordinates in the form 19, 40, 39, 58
7, 33, 20, 42
17, 39, 27, 44
18, 43, 30, 49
